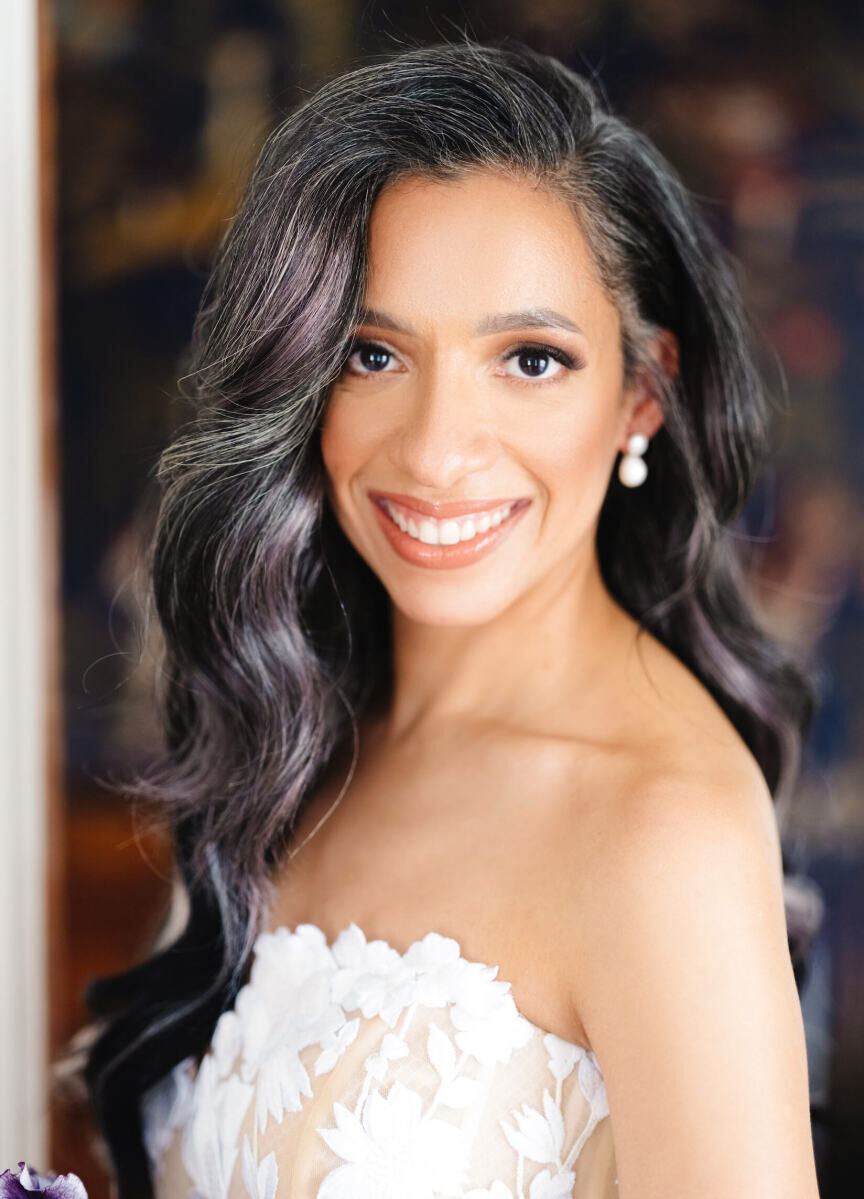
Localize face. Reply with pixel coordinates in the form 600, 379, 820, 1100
320, 168, 665, 627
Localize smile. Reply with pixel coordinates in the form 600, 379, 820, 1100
381, 497, 517, 544
368, 492, 532, 570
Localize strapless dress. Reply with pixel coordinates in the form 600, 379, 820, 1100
141, 920, 618, 1198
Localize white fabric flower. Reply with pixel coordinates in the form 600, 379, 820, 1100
529, 1167, 576, 1198
140, 1057, 196, 1170
142, 919, 615, 1196
329, 923, 408, 1010
578, 1053, 609, 1120
228, 928, 353, 1138
464, 1184, 515, 1199
328, 925, 418, 1027
499, 1089, 565, 1165
238, 966, 346, 1083
402, 932, 473, 1008
252, 924, 335, 999
347, 961, 419, 1028
182, 1055, 254, 1199
211, 1009, 242, 1079
543, 1033, 587, 1082
315, 1016, 361, 1076
427, 1022, 458, 1082
449, 963, 536, 1066
234, 985, 275, 1081
427, 1023, 481, 1108
317, 1080, 469, 1199
241, 1135, 278, 1199
247, 926, 348, 1055
253, 1041, 314, 1134
364, 1031, 410, 1082
331, 923, 404, 976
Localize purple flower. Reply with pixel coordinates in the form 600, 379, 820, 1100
0, 1163, 87, 1199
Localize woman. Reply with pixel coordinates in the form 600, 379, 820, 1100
72, 37, 820, 1199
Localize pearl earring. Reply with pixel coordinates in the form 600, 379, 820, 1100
618, 432, 649, 488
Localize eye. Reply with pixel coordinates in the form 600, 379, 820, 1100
341, 337, 584, 384
342, 339, 402, 378
500, 342, 582, 385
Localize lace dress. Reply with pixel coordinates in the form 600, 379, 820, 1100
141, 921, 619, 1199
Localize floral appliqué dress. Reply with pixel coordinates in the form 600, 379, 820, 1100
142, 922, 619, 1199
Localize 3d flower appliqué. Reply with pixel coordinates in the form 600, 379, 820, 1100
500, 1088, 565, 1165
317, 1081, 469, 1199
140, 920, 616, 1199
577, 1053, 609, 1121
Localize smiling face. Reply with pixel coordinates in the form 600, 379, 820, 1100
320, 167, 664, 627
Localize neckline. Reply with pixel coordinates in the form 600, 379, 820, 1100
256, 918, 597, 1061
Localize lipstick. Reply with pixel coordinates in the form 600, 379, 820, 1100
368, 490, 531, 570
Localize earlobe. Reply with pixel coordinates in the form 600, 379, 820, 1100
619, 391, 665, 455
618, 327, 677, 452
616, 368, 666, 488
631, 393, 665, 440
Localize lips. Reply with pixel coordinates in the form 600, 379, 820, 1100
368, 490, 532, 570
367, 489, 525, 520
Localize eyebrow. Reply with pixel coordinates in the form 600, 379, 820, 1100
357, 306, 586, 338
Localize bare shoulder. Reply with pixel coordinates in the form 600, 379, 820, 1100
555, 633, 818, 1197
557, 620, 786, 921
591, 619, 783, 852
596, 720, 785, 910
564, 619, 789, 1018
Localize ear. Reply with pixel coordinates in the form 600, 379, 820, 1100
652, 326, 680, 382
618, 327, 678, 450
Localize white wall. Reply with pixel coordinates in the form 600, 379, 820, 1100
0, 0, 50, 1167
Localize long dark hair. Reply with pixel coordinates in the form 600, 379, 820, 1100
67, 36, 815, 1197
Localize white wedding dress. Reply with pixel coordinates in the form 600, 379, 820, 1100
141, 920, 619, 1199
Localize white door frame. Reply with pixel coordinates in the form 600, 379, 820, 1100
0, 0, 53, 1168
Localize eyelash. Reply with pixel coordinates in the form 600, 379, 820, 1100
341, 339, 584, 386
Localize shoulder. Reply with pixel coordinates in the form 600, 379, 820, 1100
581, 749, 790, 1020
559, 748, 818, 1197
592, 623, 789, 935
600, 746, 784, 900
551, 618, 788, 945
563, 718, 787, 1006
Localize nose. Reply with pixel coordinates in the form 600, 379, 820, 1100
389, 361, 500, 490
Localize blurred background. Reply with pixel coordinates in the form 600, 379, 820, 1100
11, 0, 864, 1194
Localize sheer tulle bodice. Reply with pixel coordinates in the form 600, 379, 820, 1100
142, 921, 619, 1198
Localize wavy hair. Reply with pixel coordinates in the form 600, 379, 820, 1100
66, 36, 815, 1197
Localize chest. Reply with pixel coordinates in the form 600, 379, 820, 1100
265, 736, 610, 1052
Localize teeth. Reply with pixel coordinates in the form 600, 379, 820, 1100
383, 501, 515, 545
418, 519, 439, 545
439, 520, 461, 546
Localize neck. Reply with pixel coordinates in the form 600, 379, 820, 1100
379, 548, 633, 745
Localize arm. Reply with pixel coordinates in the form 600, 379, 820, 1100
571, 764, 820, 1199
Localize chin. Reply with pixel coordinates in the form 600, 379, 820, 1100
384, 580, 522, 628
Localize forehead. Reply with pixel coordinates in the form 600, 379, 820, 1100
363, 168, 616, 331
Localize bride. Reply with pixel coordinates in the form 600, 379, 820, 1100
71, 37, 819, 1199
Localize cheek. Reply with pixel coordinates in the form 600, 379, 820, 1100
319, 390, 399, 539
319, 392, 372, 488
516, 400, 618, 512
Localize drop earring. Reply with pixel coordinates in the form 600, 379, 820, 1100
618, 432, 649, 487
